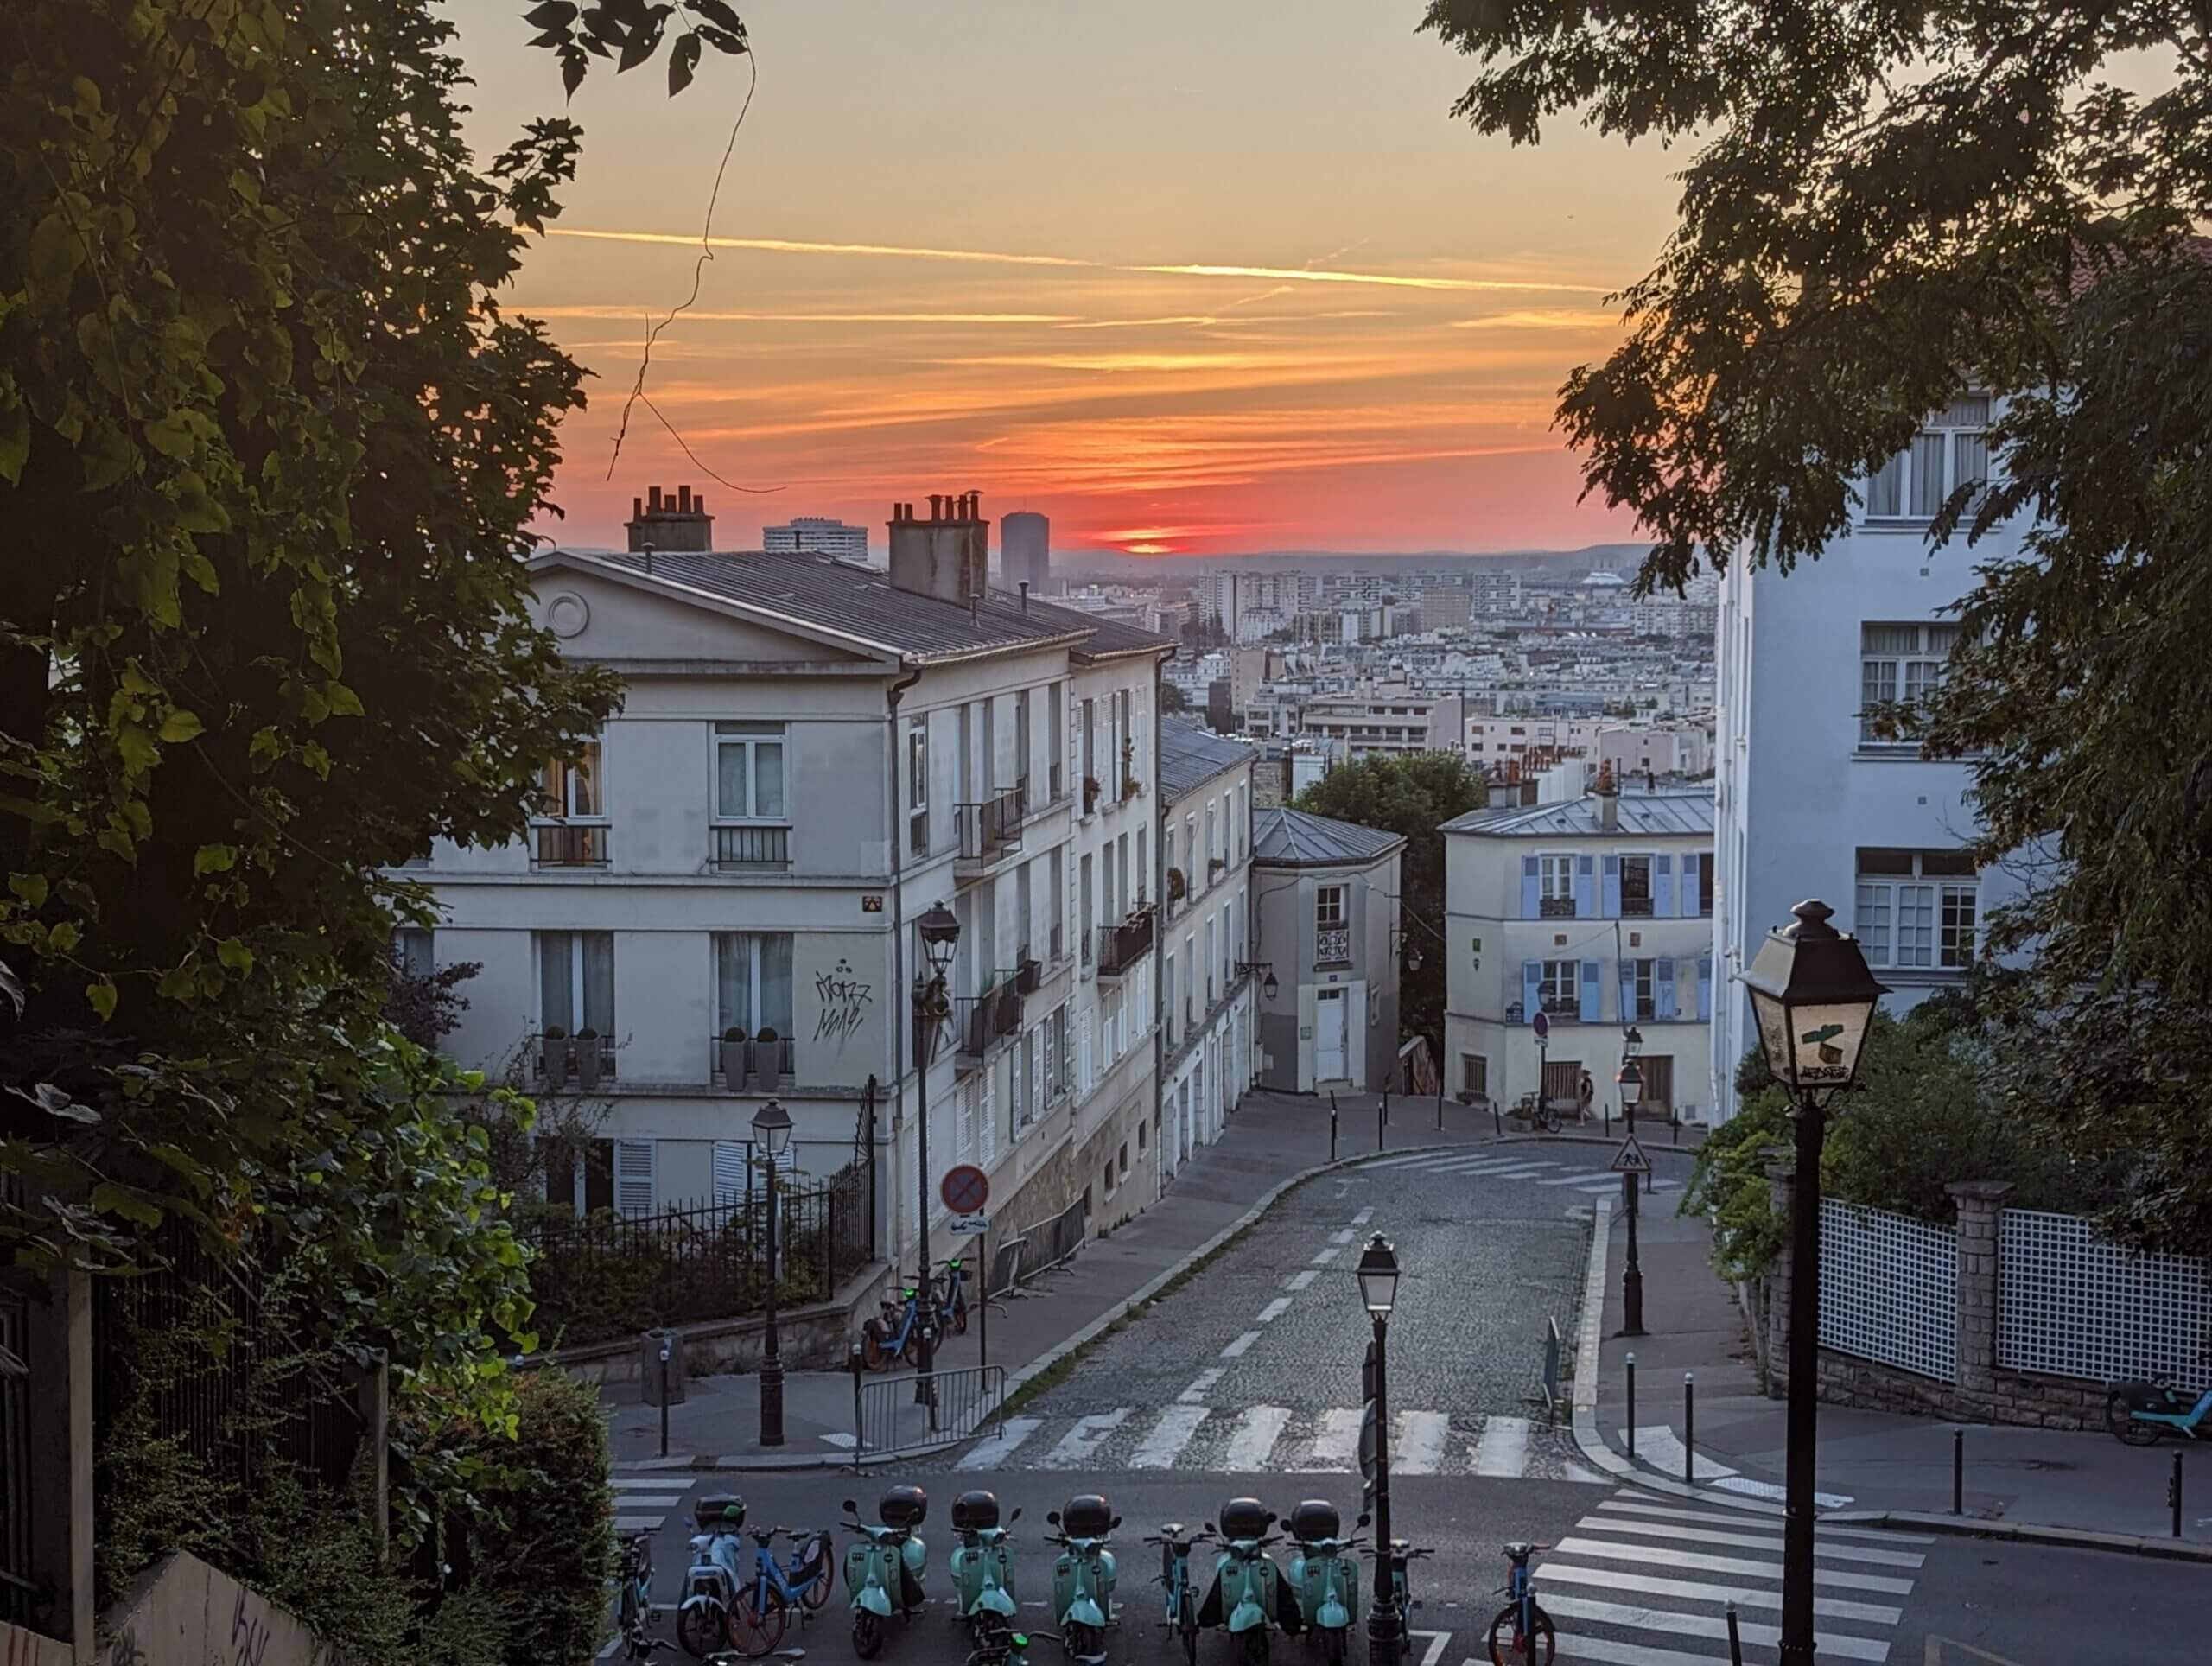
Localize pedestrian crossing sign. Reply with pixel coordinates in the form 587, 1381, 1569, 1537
1609, 1134, 1652, 1175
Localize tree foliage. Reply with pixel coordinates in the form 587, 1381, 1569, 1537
1291, 752, 1483, 1047
1424, 0, 2212, 1253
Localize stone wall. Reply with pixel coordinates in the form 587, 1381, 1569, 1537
101, 1551, 349, 1666
1811, 1349, 2109, 1430
532, 1260, 884, 1388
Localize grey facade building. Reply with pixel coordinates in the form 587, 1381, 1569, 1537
764, 516, 870, 563
1249, 808, 1405, 1094
1001, 511, 1050, 594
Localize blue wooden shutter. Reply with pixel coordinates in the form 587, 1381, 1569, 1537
1521, 960, 1541, 1021
1698, 953, 1713, 1022
1682, 854, 1703, 919
1602, 855, 1622, 918
1618, 959, 1637, 1024
1655, 854, 1676, 917
1656, 957, 1678, 1021
1579, 959, 1602, 1023
1521, 854, 1541, 919
1574, 855, 1597, 919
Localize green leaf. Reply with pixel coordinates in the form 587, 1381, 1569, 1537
322, 681, 364, 718
28, 212, 85, 288
114, 724, 157, 776
47, 920, 79, 954
90, 1181, 164, 1227
7, 873, 48, 908
669, 30, 701, 93
0, 394, 27, 486
86, 977, 118, 1021
143, 408, 199, 460
155, 963, 199, 1002
193, 843, 238, 874
12, 1081, 99, 1124
217, 937, 255, 976
157, 708, 204, 743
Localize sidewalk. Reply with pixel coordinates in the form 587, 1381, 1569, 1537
605, 1087, 1493, 1470
1577, 1185, 2212, 1553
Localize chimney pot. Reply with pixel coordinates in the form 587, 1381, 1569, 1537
678, 485, 691, 512
649, 485, 663, 512
695, 491, 706, 514
1020, 580, 1030, 614
632, 496, 643, 519
929, 494, 944, 519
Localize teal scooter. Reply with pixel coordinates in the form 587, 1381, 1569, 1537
1046, 1493, 1120, 1664
1197, 1498, 1299, 1666
950, 1490, 1024, 1649
840, 1487, 929, 1658
1281, 1502, 1365, 1666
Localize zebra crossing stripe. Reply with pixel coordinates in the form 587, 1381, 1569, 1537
1577, 1516, 1924, 1569
1179, 1369, 1225, 1403
1595, 1498, 1914, 1544
1395, 1410, 1450, 1476
1549, 1536, 1915, 1596
1537, 1169, 1619, 1186
1288, 1407, 1362, 1472
1224, 1406, 1292, 1471
1531, 1562, 1904, 1626
957, 1415, 1043, 1471
1285, 1269, 1319, 1291
1539, 1594, 1891, 1663
1472, 1414, 1532, 1478
613, 1516, 668, 1531
1037, 1408, 1129, 1468
1550, 1628, 1762, 1666
1131, 1405, 1211, 1469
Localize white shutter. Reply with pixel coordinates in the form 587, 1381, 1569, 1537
1078, 1008, 1094, 1096
1028, 1028, 1043, 1125
711, 1140, 748, 1207
614, 1140, 657, 1218
979, 1067, 996, 1167
957, 1078, 976, 1160
1135, 962, 1149, 1038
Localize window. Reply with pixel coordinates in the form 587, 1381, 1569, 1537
1619, 855, 1654, 917
1625, 958, 1656, 1021
1315, 885, 1350, 965
907, 715, 929, 855
1316, 886, 1346, 930
1049, 683, 1065, 798
1538, 854, 1574, 917
537, 930, 614, 1034
1859, 623, 1961, 744
539, 738, 604, 818
1684, 851, 1716, 916
392, 927, 435, 979
1854, 848, 1979, 971
715, 932, 795, 1036
1460, 1053, 1488, 1101
1540, 959, 1580, 1017
1082, 699, 1096, 790
715, 722, 787, 820
1865, 397, 1992, 520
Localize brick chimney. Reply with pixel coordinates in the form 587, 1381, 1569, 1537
625, 483, 715, 553
1593, 759, 1619, 834
886, 492, 988, 606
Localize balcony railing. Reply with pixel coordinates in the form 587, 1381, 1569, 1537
1096, 909, 1155, 978
955, 981, 1023, 1061
1621, 895, 1655, 918
532, 823, 610, 868
712, 824, 791, 868
1541, 995, 1580, 1019
711, 1033, 795, 1088
956, 785, 1027, 869
1314, 925, 1351, 966
1540, 895, 1576, 919
535, 1033, 617, 1088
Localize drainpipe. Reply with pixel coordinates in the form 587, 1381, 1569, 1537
1153, 650, 1168, 1199
886, 663, 924, 1267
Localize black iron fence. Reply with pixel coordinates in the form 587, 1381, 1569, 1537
524, 1163, 872, 1350
1, 1290, 31, 1629
531, 822, 610, 867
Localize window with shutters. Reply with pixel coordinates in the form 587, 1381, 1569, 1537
907, 715, 930, 855
1625, 958, 1657, 1021
1540, 959, 1580, 1018
1855, 848, 1979, 971
978, 1069, 995, 1167
613, 1139, 656, 1218
1538, 854, 1574, 916
1618, 855, 1654, 917
1864, 396, 1992, 522
1859, 622, 1961, 745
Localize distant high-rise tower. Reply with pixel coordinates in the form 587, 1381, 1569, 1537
1001, 511, 1049, 593
764, 516, 869, 563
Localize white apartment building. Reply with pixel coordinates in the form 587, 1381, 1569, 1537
1299, 690, 1466, 758
1711, 395, 2019, 1121
763, 516, 870, 563
1157, 720, 1258, 1184
1442, 783, 1717, 1121
411, 491, 1171, 1280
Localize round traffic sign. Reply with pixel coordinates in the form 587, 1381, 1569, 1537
940, 1163, 989, 1217
1532, 1008, 1550, 1041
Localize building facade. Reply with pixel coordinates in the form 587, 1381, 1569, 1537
1442, 780, 1716, 1122
1157, 719, 1259, 1184
1250, 809, 1406, 1094
1710, 395, 2021, 1121
763, 516, 870, 563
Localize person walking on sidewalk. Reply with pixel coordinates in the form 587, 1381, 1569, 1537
1577, 1070, 1595, 1125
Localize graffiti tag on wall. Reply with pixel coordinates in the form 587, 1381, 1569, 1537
813, 959, 874, 1051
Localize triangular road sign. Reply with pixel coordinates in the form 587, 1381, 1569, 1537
1610, 1134, 1652, 1174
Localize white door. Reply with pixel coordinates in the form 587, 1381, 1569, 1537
1314, 989, 1348, 1084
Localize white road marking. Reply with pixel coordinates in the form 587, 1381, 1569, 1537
1473, 1415, 1532, 1478
1286, 1269, 1320, 1291
957, 1415, 1043, 1471
1351, 1208, 1373, 1224
1406, 1630, 1449, 1666
1577, 1516, 1923, 1568
1179, 1369, 1225, 1403
1289, 1408, 1363, 1472
1563, 1461, 1613, 1485
1576, 1180, 1632, 1194
610, 1496, 682, 1510
1395, 1410, 1451, 1476
1331, 1228, 1356, 1244
1479, 1165, 1560, 1180
1309, 1247, 1339, 1266
1624, 1426, 1738, 1480
1532, 1563, 1902, 1625
1257, 1298, 1293, 1322
1221, 1330, 1262, 1358
1548, 1536, 1914, 1595
1434, 1156, 1547, 1175
610, 1475, 690, 1490
1537, 1170, 1617, 1186
1224, 1406, 1293, 1470
1596, 1497, 1910, 1543
1131, 1404, 1212, 1469
819, 1431, 860, 1449
1538, 1595, 1892, 1662
1037, 1408, 1130, 1469
1710, 1472, 1854, 1508
613, 1516, 669, 1531
1548, 1630, 1753, 1666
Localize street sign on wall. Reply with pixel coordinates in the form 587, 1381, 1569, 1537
950, 1214, 989, 1236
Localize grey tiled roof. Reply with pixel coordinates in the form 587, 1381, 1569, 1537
540, 550, 1100, 664
1159, 718, 1256, 802
1253, 807, 1406, 868
1440, 788, 1716, 838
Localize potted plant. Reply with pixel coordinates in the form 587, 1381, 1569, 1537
1167, 866, 1187, 904
754, 1027, 783, 1090
539, 1025, 570, 1086
720, 1026, 749, 1089
1122, 773, 1142, 799
573, 1027, 602, 1091
1016, 952, 1041, 994
1209, 855, 1227, 880
1082, 774, 1101, 814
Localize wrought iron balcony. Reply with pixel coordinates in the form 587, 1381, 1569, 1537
955, 979, 1024, 1062
1096, 909, 1155, 979
1540, 895, 1576, 919
531, 823, 610, 868
712, 824, 791, 868
956, 785, 1027, 874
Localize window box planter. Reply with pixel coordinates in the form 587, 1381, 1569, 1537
753, 1029, 785, 1091
720, 1029, 750, 1091
1015, 957, 1042, 995
540, 1028, 572, 1087
573, 1028, 604, 1091
1082, 776, 1102, 815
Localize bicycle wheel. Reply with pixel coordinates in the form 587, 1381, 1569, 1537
1537, 1103, 1562, 1135
861, 1320, 893, 1372
676, 1599, 725, 1659
951, 1294, 970, 1336
2108, 1390, 2164, 1446
901, 1325, 925, 1367
727, 1587, 787, 1658
1485, 1602, 1556, 1665
1178, 1601, 1198, 1666
797, 1542, 834, 1612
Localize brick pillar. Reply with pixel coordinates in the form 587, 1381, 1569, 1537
1763, 1152, 1795, 1398
1947, 1180, 2012, 1393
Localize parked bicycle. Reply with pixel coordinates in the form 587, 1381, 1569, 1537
1145, 1522, 1211, 1666
1484, 1542, 1554, 1665
861, 1279, 926, 1370
1515, 1091, 1562, 1135
726, 1523, 835, 1656
938, 1256, 973, 1335
2106, 1378, 2212, 1445
617, 1532, 669, 1660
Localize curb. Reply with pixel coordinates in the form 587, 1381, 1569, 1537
1822, 1510, 2212, 1563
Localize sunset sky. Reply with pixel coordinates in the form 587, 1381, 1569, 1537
454, 0, 1683, 558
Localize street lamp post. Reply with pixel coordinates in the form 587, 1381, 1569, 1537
1740, 900, 1886, 1666
1615, 1041, 1646, 1338
1356, 1233, 1402, 1666
912, 900, 962, 1424
752, 1098, 792, 1447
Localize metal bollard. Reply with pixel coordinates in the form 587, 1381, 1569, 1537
2172, 1450, 2184, 1538
1330, 1091, 1339, 1162
1683, 1372, 1695, 1487
1382, 1087, 1390, 1126
1626, 1352, 1637, 1461
1604, 1101, 1611, 1137
658, 1341, 671, 1459
1491, 1099, 1502, 1138
1435, 1084, 1444, 1130
850, 1341, 865, 1465
1725, 1601, 1744, 1666
1377, 1097, 1386, 1153
1953, 1428, 1964, 1516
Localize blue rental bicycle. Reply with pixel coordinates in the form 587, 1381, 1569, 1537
861, 1278, 926, 1371
1145, 1522, 1211, 1666
617, 1532, 672, 1660
938, 1256, 972, 1336
2107, 1380, 2212, 1445
1484, 1542, 1554, 1665
727, 1524, 835, 1656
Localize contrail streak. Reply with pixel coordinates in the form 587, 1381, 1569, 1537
545, 227, 1091, 267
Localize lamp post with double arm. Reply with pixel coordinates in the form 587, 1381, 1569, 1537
1740, 900, 1887, 1666
912, 900, 962, 1422
752, 1097, 792, 1447
1615, 1035, 1646, 1339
